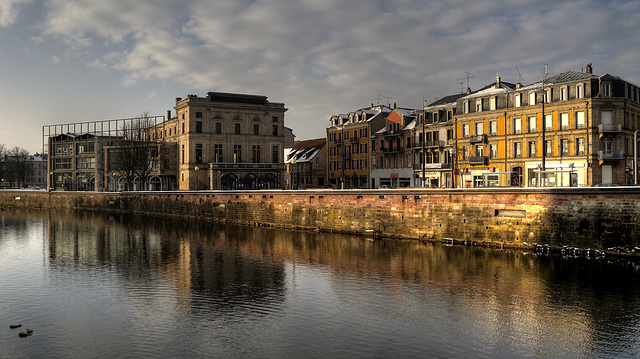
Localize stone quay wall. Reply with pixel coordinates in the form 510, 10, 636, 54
1, 188, 640, 250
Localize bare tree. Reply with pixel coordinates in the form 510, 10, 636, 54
4, 146, 31, 188
110, 113, 159, 191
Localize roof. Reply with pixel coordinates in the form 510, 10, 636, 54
286, 138, 326, 163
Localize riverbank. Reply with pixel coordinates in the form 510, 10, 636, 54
1, 188, 639, 255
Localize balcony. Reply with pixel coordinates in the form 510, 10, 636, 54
469, 134, 487, 144
413, 163, 452, 170
597, 150, 624, 160
349, 137, 359, 144
469, 156, 488, 165
598, 124, 622, 136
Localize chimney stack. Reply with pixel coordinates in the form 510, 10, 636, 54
586, 63, 593, 74
167, 110, 171, 120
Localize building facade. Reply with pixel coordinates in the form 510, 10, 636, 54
370, 108, 418, 188
285, 138, 327, 189
150, 92, 288, 190
326, 105, 391, 188
453, 64, 640, 187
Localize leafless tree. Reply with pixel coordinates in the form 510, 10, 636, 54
0, 144, 6, 188
3, 146, 31, 188
110, 113, 159, 191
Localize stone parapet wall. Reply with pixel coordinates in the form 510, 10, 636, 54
1, 188, 639, 249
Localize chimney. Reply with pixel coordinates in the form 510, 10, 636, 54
495, 74, 501, 87
175, 97, 182, 105
167, 110, 171, 120
586, 63, 593, 74
466, 87, 471, 95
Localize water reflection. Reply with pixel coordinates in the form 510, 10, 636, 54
1, 209, 640, 358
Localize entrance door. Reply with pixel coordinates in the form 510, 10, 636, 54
601, 165, 613, 184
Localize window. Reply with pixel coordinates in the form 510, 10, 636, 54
235, 123, 241, 134
602, 138, 612, 152
577, 138, 585, 155
361, 143, 367, 153
215, 123, 222, 134
272, 116, 278, 123
528, 141, 537, 158
545, 140, 552, 157
515, 94, 521, 108
476, 99, 482, 112
490, 144, 497, 159
576, 111, 585, 129
272, 125, 278, 136
252, 145, 261, 163
475, 122, 484, 135
514, 142, 522, 158
602, 83, 611, 97
560, 139, 569, 156
462, 124, 470, 138
489, 97, 496, 111
182, 122, 185, 134
361, 159, 368, 169
195, 144, 202, 163
76, 142, 94, 154
181, 144, 185, 164
577, 84, 584, 99
561, 113, 569, 130
529, 92, 536, 106
196, 121, 202, 133
352, 144, 358, 154
528, 116, 536, 133
490, 121, 497, 136
352, 159, 358, 170
253, 124, 260, 135
76, 157, 95, 169
214, 144, 223, 162
463, 101, 469, 114
514, 118, 522, 134
475, 145, 484, 157
272, 146, 279, 163
54, 158, 72, 170
233, 145, 242, 163
561, 87, 568, 101
545, 88, 552, 103
545, 114, 552, 131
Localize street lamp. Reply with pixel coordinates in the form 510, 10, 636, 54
291, 158, 296, 190
449, 147, 456, 188
194, 166, 199, 190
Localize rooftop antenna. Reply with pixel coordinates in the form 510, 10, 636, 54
375, 95, 393, 107
515, 67, 524, 83
457, 82, 464, 93
456, 71, 474, 91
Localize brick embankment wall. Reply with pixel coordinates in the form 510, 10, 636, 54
1, 188, 640, 250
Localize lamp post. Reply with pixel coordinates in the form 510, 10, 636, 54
635, 130, 639, 185
449, 147, 456, 188
291, 158, 296, 190
341, 124, 345, 190
194, 166, 199, 190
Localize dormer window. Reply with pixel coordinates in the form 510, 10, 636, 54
463, 101, 469, 114
561, 87, 568, 101
576, 84, 584, 99
529, 92, 536, 106
476, 99, 482, 112
602, 83, 611, 97
546, 88, 552, 103
489, 97, 496, 111
515, 94, 521, 108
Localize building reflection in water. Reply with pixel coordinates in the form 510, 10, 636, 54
38, 209, 640, 354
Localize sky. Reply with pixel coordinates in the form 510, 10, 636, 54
1, 0, 640, 154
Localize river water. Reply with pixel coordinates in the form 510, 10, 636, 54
1, 210, 640, 358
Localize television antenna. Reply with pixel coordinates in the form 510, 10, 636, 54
456, 71, 474, 91
375, 95, 393, 106
515, 67, 524, 83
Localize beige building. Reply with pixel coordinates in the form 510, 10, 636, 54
150, 92, 288, 190
453, 64, 640, 187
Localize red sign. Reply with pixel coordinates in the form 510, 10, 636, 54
391, 173, 398, 179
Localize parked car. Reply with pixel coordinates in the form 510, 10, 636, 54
323, 184, 337, 189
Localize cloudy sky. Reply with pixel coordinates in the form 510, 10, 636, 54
1, 0, 639, 154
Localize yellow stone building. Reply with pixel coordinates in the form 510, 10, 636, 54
453, 65, 640, 187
